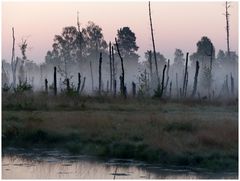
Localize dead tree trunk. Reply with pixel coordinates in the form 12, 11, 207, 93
90, 61, 94, 92
80, 77, 86, 94
160, 65, 167, 98
11, 27, 18, 88
112, 46, 116, 83
148, 50, 153, 81
225, 74, 229, 96
77, 72, 81, 93
45, 79, 48, 93
132, 82, 136, 97
54, 66, 57, 95
176, 73, 179, 98
119, 76, 123, 94
191, 61, 200, 97
66, 78, 70, 92
169, 81, 172, 98
113, 80, 117, 97
112, 46, 116, 95
109, 42, 113, 93
182, 53, 189, 97
107, 80, 109, 93
98, 52, 102, 94
225, 1, 230, 56
185, 72, 189, 97
148, 1, 160, 84
115, 38, 126, 98
230, 73, 234, 96
164, 59, 170, 95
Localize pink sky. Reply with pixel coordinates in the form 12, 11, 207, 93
2, 1, 239, 63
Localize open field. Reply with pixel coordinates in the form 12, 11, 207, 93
2, 92, 238, 171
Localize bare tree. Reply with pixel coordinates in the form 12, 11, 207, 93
224, 1, 231, 56
148, 50, 153, 81
109, 42, 113, 93
148, 1, 160, 84
11, 27, 19, 88
115, 38, 126, 98
112, 46, 116, 95
54, 66, 57, 95
98, 52, 102, 94
182, 53, 189, 97
90, 61, 94, 92
18, 39, 28, 84
191, 61, 200, 97
160, 65, 167, 98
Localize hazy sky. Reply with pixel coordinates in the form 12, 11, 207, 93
2, 1, 239, 63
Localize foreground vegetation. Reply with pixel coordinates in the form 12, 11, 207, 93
2, 92, 238, 172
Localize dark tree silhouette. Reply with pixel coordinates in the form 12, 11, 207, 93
190, 36, 215, 67
85, 21, 107, 59
116, 27, 139, 61
173, 49, 184, 67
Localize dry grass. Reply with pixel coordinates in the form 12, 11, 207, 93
2, 92, 238, 170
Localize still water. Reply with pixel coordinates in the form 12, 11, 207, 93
2, 148, 237, 179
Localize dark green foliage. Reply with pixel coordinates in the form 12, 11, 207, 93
14, 82, 32, 93
116, 27, 139, 60
2, 83, 11, 92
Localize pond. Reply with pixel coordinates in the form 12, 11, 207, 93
2, 148, 237, 179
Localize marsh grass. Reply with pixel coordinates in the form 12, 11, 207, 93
2, 92, 238, 171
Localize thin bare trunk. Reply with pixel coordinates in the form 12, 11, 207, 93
77, 72, 81, 93
148, 50, 153, 81
148, 1, 160, 84
115, 38, 126, 98
182, 53, 189, 97
11, 27, 18, 88
109, 42, 112, 93
191, 61, 200, 97
54, 66, 57, 95
160, 65, 167, 98
90, 61, 94, 92
225, 1, 230, 56
98, 52, 102, 94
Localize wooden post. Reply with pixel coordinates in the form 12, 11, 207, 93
45, 78, 48, 93
191, 61, 200, 97
54, 66, 57, 95
98, 52, 102, 94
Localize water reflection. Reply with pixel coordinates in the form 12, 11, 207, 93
2, 149, 237, 179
